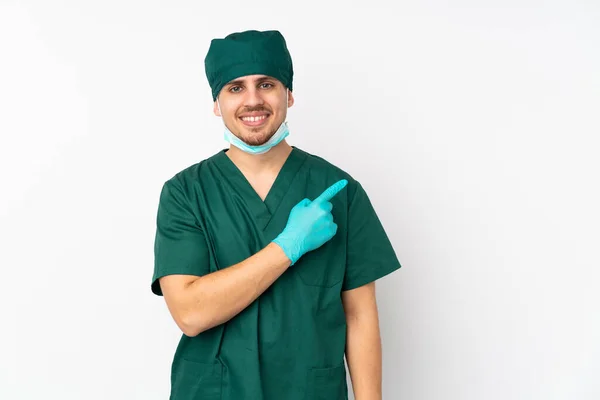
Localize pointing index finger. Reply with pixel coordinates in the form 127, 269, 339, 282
314, 179, 348, 203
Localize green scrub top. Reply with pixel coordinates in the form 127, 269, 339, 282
151, 146, 401, 400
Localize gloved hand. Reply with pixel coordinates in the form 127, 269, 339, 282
272, 179, 348, 265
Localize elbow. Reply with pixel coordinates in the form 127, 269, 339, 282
180, 322, 201, 337
178, 311, 210, 337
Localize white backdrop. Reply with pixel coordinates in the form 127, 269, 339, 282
1, 1, 599, 399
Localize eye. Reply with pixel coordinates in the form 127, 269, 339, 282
229, 86, 242, 93
260, 82, 274, 89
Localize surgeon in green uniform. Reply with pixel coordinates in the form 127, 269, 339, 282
151, 30, 401, 400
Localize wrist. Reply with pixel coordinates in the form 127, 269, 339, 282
267, 242, 293, 269
271, 233, 298, 266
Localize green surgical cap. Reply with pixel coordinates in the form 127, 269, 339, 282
204, 30, 294, 101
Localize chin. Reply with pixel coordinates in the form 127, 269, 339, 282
237, 127, 276, 146
245, 134, 274, 146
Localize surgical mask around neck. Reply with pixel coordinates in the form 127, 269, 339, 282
217, 91, 290, 155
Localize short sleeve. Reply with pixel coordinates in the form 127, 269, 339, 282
342, 181, 401, 291
151, 180, 210, 296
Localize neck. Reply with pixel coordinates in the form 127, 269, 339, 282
225, 140, 293, 174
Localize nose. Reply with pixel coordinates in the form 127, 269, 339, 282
243, 86, 265, 108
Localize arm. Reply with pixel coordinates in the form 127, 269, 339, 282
159, 242, 291, 337
155, 179, 347, 337
342, 281, 383, 400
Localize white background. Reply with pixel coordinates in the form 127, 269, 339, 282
1, 1, 599, 399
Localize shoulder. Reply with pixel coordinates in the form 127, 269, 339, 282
296, 147, 362, 200
161, 150, 223, 192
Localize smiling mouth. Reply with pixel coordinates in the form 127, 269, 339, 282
239, 114, 269, 127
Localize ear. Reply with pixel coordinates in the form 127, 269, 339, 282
213, 100, 221, 117
287, 89, 295, 108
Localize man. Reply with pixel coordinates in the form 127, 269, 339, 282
151, 30, 401, 400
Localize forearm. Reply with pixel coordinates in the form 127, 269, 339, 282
345, 312, 383, 400
181, 242, 291, 335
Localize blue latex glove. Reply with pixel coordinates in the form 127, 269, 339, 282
272, 179, 348, 265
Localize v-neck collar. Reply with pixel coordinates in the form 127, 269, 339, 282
213, 146, 308, 230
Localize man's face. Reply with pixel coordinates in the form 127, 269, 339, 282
214, 75, 294, 146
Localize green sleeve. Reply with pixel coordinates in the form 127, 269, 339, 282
151, 180, 210, 296
342, 181, 401, 291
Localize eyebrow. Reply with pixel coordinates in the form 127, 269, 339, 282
225, 76, 276, 87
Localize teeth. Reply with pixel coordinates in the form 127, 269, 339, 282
241, 115, 267, 122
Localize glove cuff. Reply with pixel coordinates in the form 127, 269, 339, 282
272, 236, 297, 266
